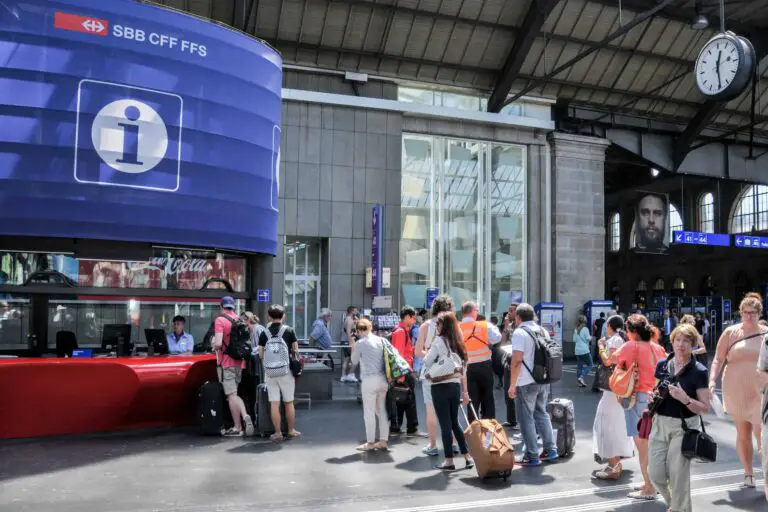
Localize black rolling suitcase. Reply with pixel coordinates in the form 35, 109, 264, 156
197, 380, 232, 436
256, 382, 288, 437
547, 398, 575, 457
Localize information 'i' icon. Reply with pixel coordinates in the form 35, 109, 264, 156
116, 105, 144, 166
91, 99, 168, 174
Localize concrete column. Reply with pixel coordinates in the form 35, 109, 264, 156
548, 132, 610, 355
249, 252, 275, 322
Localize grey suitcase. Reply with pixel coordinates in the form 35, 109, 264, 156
547, 398, 575, 457
256, 382, 288, 437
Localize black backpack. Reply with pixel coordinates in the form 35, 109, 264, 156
520, 325, 562, 384
222, 316, 252, 361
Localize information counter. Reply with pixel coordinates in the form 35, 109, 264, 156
0, 354, 216, 440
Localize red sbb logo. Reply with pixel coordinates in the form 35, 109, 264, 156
54, 12, 109, 36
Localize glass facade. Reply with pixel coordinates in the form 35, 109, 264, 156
398, 86, 550, 121
283, 238, 322, 341
400, 134, 526, 315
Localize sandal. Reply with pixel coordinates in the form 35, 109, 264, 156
356, 443, 376, 452
287, 430, 302, 439
744, 475, 756, 488
269, 433, 284, 443
594, 464, 622, 480
373, 441, 389, 451
628, 490, 657, 501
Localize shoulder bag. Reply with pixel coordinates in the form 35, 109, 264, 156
681, 414, 717, 463
424, 338, 462, 382
610, 341, 639, 401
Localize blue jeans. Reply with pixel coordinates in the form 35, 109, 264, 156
515, 383, 556, 459
576, 353, 593, 381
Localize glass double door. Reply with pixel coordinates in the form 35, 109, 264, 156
284, 239, 321, 341
400, 135, 527, 315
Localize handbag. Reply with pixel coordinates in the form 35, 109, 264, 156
637, 409, 653, 440
680, 415, 717, 463
425, 338, 462, 380
289, 353, 304, 378
610, 342, 639, 400
595, 363, 614, 392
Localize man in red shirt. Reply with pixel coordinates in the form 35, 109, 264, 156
389, 306, 419, 435
212, 296, 253, 437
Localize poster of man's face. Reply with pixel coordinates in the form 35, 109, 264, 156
634, 192, 669, 254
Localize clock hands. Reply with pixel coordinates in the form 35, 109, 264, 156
716, 50, 722, 90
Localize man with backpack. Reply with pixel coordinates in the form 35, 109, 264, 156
212, 296, 254, 437
506, 303, 559, 466
258, 304, 301, 442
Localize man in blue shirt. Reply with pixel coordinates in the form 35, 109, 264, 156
310, 308, 333, 349
167, 315, 195, 354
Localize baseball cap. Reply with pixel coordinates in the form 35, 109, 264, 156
220, 296, 236, 310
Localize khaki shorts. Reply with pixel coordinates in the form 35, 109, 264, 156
220, 366, 242, 396
265, 373, 295, 403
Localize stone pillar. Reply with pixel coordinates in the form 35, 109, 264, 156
249, 252, 275, 322
548, 133, 609, 356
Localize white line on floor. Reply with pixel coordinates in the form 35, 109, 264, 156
369, 468, 763, 512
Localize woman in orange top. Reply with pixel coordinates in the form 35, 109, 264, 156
709, 293, 768, 489
613, 314, 667, 501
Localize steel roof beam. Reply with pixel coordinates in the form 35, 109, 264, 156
587, 0, 761, 34
302, 0, 695, 67
503, 0, 679, 106
487, 0, 561, 112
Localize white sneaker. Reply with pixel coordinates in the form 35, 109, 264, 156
347, 375, 359, 383
340, 375, 350, 382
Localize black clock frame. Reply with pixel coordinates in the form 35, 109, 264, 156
695, 31, 756, 102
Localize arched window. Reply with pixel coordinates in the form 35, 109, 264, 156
730, 185, 768, 233
636, 280, 647, 291
653, 278, 665, 291
669, 203, 683, 233
673, 277, 685, 290
609, 212, 621, 252
698, 192, 715, 233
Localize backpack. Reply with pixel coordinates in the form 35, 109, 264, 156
263, 325, 290, 378
222, 315, 252, 361
520, 325, 562, 384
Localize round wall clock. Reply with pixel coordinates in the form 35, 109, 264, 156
694, 31, 756, 101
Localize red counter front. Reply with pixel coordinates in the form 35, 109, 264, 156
0, 355, 217, 440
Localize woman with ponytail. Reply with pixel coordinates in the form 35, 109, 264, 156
592, 315, 634, 480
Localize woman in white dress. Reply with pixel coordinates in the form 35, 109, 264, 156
593, 315, 635, 479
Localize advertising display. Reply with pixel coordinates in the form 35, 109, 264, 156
535, 302, 564, 346
0, 0, 282, 254
632, 191, 670, 254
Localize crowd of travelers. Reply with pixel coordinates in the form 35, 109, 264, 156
205, 290, 768, 510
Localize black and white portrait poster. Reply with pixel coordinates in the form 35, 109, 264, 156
633, 191, 669, 254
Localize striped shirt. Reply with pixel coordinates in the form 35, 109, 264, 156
351, 334, 385, 379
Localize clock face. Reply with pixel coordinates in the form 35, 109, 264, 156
695, 37, 741, 96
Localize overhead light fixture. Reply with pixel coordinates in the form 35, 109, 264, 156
651, 168, 660, 177
691, 1, 709, 30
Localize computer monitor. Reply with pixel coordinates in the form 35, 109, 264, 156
144, 329, 169, 355
101, 324, 133, 356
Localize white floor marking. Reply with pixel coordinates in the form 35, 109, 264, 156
369, 468, 763, 512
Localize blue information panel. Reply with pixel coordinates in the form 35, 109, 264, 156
425, 287, 439, 309
672, 231, 730, 247
734, 235, 768, 249
0, 1, 282, 254
256, 289, 271, 303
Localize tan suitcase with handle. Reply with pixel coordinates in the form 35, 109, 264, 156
462, 403, 515, 481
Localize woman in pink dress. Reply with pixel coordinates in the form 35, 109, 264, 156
709, 292, 768, 489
